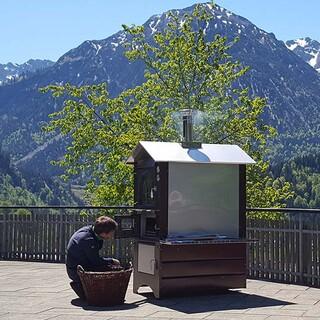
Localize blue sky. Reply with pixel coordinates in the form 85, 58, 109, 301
1, 0, 319, 64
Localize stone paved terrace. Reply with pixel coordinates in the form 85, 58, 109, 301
1, 261, 320, 320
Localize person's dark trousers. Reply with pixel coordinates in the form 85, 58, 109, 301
66, 267, 86, 300
69, 281, 86, 300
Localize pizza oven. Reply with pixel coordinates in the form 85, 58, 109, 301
120, 110, 256, 298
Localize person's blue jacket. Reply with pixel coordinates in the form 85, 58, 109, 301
66, 225, 113, 272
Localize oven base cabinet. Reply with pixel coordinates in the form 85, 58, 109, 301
133, 241, 247, 298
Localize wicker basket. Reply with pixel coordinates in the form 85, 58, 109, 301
77, 265, 132, 306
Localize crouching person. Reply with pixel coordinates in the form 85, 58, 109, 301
66, 216, 120, 299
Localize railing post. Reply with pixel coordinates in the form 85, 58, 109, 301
0, 212, 6, 258
59, 209, 65, 262
299, 212, 304, 284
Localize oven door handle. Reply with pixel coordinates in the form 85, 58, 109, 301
150, 259, 158, 271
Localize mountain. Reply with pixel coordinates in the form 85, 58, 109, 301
0, 59, 54, 85
286, 37, 320, 72
0, 2, 320, 201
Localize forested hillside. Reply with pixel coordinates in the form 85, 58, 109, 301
271, 153, 320, 208
0, 150, 80, 205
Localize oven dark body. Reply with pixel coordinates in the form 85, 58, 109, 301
129, 153, 247, 298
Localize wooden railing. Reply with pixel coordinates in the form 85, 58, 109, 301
247, 208, 320, 287
1, 206, 320, 287
0, 206, 135, 265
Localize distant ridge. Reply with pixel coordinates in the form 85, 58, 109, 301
286, 37, 320, 72
0, 59, 55, 85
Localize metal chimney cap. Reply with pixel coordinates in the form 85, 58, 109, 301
181, 108, 193, 116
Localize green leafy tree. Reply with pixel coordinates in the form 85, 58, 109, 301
42, 3, 292, 208
41, 83, 171, 205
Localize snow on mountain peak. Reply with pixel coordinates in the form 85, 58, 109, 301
296, 38, 308, 47
310, 52, 320, 71
286, 37, 320, 72
149, 18, 161, 35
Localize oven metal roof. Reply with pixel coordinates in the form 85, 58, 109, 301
127, 141, 255, 164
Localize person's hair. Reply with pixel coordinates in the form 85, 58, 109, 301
94, 216, 118, 235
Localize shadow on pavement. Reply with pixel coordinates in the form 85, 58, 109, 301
141, 290, 294, 313
73, 289, 294, 313
71, 296, 147, 311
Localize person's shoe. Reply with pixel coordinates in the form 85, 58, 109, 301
70, 281, 86, 300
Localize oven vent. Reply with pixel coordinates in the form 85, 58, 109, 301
181, 109, 202, 149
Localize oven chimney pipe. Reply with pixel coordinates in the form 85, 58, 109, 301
181, 109, 201, 149
182, 109, 193, 144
